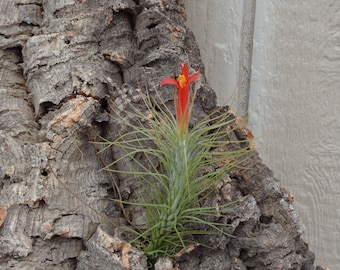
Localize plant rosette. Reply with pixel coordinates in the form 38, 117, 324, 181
99, 62, 249, 264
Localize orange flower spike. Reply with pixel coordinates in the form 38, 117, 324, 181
160, 62, 200, 132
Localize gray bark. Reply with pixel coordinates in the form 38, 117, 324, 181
0, 0, 326, 269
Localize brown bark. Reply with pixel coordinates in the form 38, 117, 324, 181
0, 0, 326, 269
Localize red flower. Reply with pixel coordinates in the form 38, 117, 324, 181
160, 62, 200, 133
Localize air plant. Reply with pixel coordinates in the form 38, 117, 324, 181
100, 62, 249, 263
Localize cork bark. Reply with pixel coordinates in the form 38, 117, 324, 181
0, 0, 326, 269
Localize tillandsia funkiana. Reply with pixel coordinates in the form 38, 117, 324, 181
100, 62, 248, 263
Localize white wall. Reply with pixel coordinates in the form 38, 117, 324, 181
185, 0, 244, 110
186, 1, 340, 269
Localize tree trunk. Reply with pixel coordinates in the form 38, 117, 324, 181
0, 0, 326, 269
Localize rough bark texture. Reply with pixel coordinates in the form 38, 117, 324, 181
0, 0, 326, 269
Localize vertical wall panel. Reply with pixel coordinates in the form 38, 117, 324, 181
249, 1, 339, 268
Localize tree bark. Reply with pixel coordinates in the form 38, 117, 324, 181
0, 0, 326, 269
